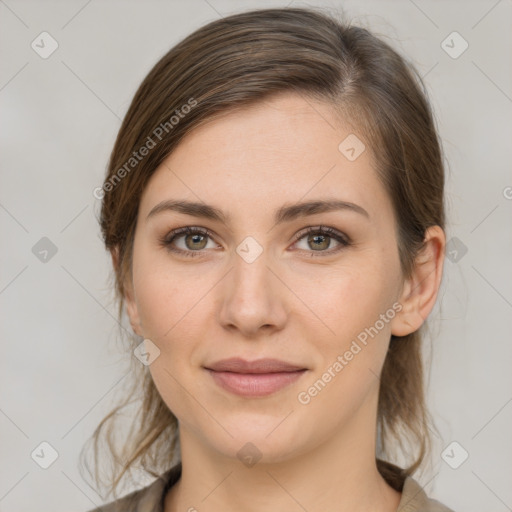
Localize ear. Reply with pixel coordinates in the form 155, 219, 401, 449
390, 225, 445, 337
110, 247, 143, 337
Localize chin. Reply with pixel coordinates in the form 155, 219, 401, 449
199, 413, 310, 466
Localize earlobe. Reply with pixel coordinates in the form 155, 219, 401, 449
390, 225, 445, 337
110, 247, 143, 337
124, 283, 143, 337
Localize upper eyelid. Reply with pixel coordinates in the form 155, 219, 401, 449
294, 225, 348, 240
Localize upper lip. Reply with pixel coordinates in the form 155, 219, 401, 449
204, 358, 306, 374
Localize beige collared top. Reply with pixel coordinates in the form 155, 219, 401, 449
87, 463, 455, 512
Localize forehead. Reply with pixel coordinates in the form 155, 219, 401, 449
139, 92, 391, 225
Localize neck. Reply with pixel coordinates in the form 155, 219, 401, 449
164, 388, 401, 512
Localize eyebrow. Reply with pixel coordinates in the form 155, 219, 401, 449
146, 198, 370, 224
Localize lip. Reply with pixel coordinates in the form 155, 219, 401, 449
206, 369, 307, 397
204, 358, 308, 397
204, 357, 306, 373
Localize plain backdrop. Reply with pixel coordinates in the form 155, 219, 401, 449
1, 1, 511, 511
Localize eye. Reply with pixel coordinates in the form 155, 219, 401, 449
160, 226, 218, 258
160, 225, 351, 259
292, 226, 350, 256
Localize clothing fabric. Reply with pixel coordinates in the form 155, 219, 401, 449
87, 462, 455, 512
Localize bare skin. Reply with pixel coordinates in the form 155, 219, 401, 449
120, 92, 445, 512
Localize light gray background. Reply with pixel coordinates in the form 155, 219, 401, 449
1, 0, 511, 511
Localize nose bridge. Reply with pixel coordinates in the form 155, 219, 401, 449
233, 241, 271, 297
218, 236, 287, 334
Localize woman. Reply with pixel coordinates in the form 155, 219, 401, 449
83, 7, 454, 512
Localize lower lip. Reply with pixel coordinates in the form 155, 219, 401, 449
206, 369, 307, 397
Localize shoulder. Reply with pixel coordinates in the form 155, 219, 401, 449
84, 465, 181, 512
398, 476, 456, 512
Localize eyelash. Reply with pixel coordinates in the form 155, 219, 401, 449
160, 225, 351, 259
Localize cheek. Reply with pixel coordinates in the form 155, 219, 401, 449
133, 272, 175, 338
131, 251, 217, 382
133, 264, 206, 418
300, 262, 394, 334
131, 243, 204, 339
295, 269, 396, 420
297, 258, 399, 389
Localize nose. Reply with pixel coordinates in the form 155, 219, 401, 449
218, 245, 288, 338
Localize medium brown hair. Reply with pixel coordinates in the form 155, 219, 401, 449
81, 6, 445, 498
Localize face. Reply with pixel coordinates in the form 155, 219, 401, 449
125, 92, 409, 464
